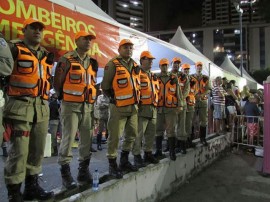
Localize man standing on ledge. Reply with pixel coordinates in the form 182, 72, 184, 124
155, 58, 183, 161
132, 51, 159, 168
192, 61, 211, 146
171, 58, 190, 154
101, 39, 141, 179
0, 32, 14, 157
54, 31, 98, 189
3, 18, 54, 201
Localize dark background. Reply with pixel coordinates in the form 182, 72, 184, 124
149, 0, 203, 31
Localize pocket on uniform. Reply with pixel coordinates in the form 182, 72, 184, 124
8, 100, 28, 116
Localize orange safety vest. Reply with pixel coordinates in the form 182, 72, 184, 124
193, 74, 209, 100
112, 59, 140, 107
140, 70, 159, 106
157, 74, 178, 108
186, 75, 197, 106
8, 43, 52, 100
177, 72, 188, 92
62, 57, 97, 103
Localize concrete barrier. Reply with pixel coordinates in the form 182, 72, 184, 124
60, 134, 230, 202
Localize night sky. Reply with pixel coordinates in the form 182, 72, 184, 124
150, 0, 203, 31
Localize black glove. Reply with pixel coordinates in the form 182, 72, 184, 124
170, 76, 178, 85
180, 74, 186, 81
152, 73, 158, 81
190, 80, 196, 86
134, 66, 140, 75
90, 58, 99, 72
45, 52, 54, 65
202, 75, 208, 82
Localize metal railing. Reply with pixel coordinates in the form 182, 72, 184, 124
232, 115, 264, 149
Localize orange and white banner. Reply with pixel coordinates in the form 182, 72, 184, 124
0, 0, 121, 67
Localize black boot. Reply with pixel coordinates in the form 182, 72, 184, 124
97, 133, 102, 150
60, 164, 77, 189
187, 137, 196, 148
77, 159, 92, 186
90, 146, 97, 152
200, 126, 208, 146
180, 140, 187, 154
23, 175, 54, 201
7, 183, 23, 202
134, 154, 146, 168
168, 137, 176, 161
144, 151, 159, 165
154, 136, 166, 159
163, 139, 169, 152
120, 150, 138, 172
52, 146, 58, 156
175, 140, 181, 153
108, 158, 123, 179
2, 146, 8, 157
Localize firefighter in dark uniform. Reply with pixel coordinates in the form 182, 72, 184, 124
132, 51, 159, 168
3, 18, 54, 201
192, 61, 211, 146
101, 39, 141, 179
54, 31, 98, 189
171, 58, 190, 154
155, 58, 183, 161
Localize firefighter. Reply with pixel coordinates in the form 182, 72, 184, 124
155, 58, 183, 161
171, 59, 190, 154
0, 32, 14, 156
182, 63, 197, 148
132, 51, 159, 168
3, 18, 54, 201
54, 31, 98, 189
101, 39, 141, 179
192, 61, 211, 146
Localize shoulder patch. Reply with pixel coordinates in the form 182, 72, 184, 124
10, 39, 22, 44
0, 38, 7, 47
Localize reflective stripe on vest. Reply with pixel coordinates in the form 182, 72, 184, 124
63, 57, 96, 103
8, 43, 52, 100
157, 75, 178, 108
112, 59, 140, 107
139, 71, 159, 106
193, 74, 208, 100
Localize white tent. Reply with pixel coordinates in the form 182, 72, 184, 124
220, 55, 241, 76
170, 26, 206, 59
169, 26, 262, 89
220, 55, 262, 89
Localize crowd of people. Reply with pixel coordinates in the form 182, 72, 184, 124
211, 76, 264, 144
0, 17, 264, 202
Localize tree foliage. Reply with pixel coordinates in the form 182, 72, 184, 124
251, 68, 270, 84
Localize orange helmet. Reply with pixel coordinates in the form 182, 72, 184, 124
159, 58, 169, 65
195, 61, 203, 67
182, 63, 190, 70
172, 57, 181, 63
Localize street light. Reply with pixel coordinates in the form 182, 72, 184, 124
233, 2, 244, 77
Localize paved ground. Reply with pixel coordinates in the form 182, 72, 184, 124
163, 151, 270, 202
0, 142, 110, 202
1, 143, 269, 202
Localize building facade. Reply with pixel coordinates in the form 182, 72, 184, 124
148, 0, 269, 72
92, 0, 150, 32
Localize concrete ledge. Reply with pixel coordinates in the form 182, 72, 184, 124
60, 134, 230, 202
